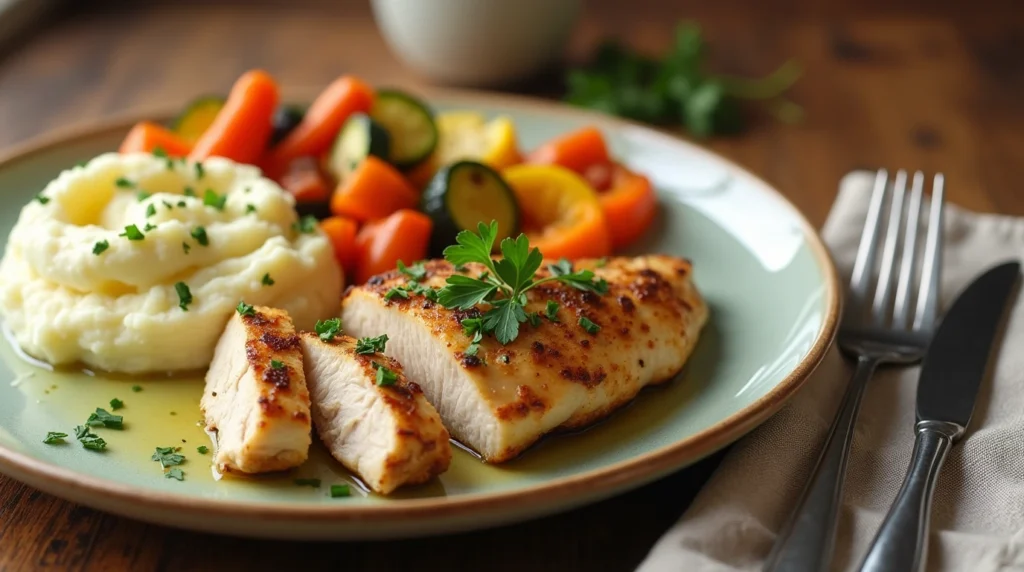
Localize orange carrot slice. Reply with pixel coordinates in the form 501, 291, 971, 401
119, 122, 193, 156
279, 157, 331, 204
330, 156, 418, 222
188, 69, 279, 164
354, 210, 432, 284
319, 215, 360, 278
526, 126, 611, 176
599, 164, 658, 249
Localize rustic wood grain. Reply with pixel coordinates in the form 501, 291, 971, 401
0, 0, 1022, 570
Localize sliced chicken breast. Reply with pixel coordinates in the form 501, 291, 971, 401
299, 333, 451, 494
341, 255, 708, 462
201, 305, 312, 474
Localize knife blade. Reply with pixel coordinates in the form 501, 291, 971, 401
916, 260, 1020, 429
859, 259, 1020, 572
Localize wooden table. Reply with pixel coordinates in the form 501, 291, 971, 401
0, 0, 1022, 569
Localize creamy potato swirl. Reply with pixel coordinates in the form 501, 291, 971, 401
0, 152, 342, 374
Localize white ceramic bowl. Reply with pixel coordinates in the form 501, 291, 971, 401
370, 0, 581, 87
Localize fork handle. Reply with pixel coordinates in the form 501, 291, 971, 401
856, 420, 960, 572
763, 356, 879, 572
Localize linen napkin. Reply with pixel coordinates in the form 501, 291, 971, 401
637, 170, 1024, 572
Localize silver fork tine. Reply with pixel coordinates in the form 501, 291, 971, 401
849, 170, 889, 310
913, 173, 945, 330
872, 170, 908, 323
892, 171, 925, 328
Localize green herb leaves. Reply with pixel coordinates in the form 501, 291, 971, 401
119, 224, 145, 241
563, 22, 802, 137
92, 240, 110, 255
435, 221, 608, 346
174, 282, 193, 311
191, 226, 209, 246
74, 425, 107, 451
330, 484, 351, 498
371, 361, 398, 386
355, 334, 388, 355
152, 446, 186, 481
43, 431, 68, 444
35, 194, 50, 205
236, 301, 256, 317
292, 215, 317, 234
261, 273, 275, 286
203, 188, 227, 211
315, 318, 342, 342
270, 359, 284, 370
86, 408, 123, 430
196, 445, 209, 455
109, 398, 124, 411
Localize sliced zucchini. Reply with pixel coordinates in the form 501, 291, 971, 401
422, 160, 520, 257
327, 113, 391, 182
172, 96, 225, 143
370, 89, 438, 169
269, 104, 305, 146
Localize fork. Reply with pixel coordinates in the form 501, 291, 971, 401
763, 169, 946, 572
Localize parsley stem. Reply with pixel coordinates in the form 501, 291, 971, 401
719, 59, 802, 100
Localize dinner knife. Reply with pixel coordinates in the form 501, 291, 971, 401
857, 260, 1020, 572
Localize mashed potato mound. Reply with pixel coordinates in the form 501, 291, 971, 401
0, 152, 342, 374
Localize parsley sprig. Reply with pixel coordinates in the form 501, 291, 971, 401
436, 222, 607, 345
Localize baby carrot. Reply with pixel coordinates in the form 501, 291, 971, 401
119, 122, 193, 156
188, 69, 279, 164
329, 156, 418, 222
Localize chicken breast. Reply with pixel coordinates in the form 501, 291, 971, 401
299, 333, 452, 494
201, 305, 312, 474
341, 255, 707, 462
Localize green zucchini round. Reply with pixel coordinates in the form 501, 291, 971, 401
327, 112, 391, 182
172, 96, 226, 143
370, 89, 438, 169
422, 160, 520, 257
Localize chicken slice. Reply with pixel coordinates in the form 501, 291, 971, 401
341, 255, 708, 463
299, 333, 452, 494
201, 306, 312, 474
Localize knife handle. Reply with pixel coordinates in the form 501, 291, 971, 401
763, 356, 879, 572
857, 420, 962, 572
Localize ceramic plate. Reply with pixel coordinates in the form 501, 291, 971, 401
0, 91, 839, 540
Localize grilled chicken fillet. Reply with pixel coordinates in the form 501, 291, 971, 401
341, 255, 707, 462
299, 333, 452, 494
201, 306, 312, 474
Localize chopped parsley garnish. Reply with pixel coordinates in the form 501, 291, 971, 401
182, 242, 191, 254
244, 186, 252, 193
526, 312, 541, 327
86, 408, 123, 429
595, 257, 608, 268
196, 445, 209, 455
115, 177, 134, 188
397, 260, 427, 282
151, 446, 185, 468
163, 200, 173, 210
183, 186, 196, 197
194, 162, 205, 180
92, 240, 110, 255
464, 341, 480, 357
292, 215, 317, 234
143, 222, 157, 232
544, 301, 560, 322
578, 316, 601, 335
75, 160, 88, 168
137, 191, 151, 201
409, 282, 439, 301
152, 147, 168, 159
330, 484, 351, 498
43, 431, 68, 444
294, 478, 321, 488
145, 203, 156, 217
202, 188, 227, 211
131, 385, 142, 392
436, 222, 607, 345
315, 318, 342, 342
270, 359, 284, 369
261, 273, 274, 286
35, 194, 50, 205
166, 467, 185, 481
74, 425, 107, 451
119, 224, 145, 241
384, 287, 410, 302
190, 226, 209, 246
371, 361, 398, 386
355, 334, 388, 355
236, 301, 255, 316
177, 200, 187, 207
245, 204, 256, 214
174, 282, 192, 311
109, 398, 124, 411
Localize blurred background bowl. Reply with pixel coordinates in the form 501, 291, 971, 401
370, 0, 581, 87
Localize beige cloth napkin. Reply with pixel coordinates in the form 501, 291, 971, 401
637, 170, 1024, 572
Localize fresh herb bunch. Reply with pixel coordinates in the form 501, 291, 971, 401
436, 222, 608, 345
563, 21, 802, 137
